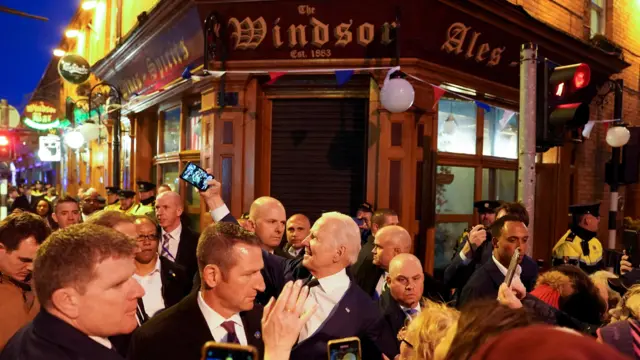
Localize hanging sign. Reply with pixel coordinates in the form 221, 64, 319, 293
38, 135, 62, 162
58, 54, 91, 84
23, 101, 60, 131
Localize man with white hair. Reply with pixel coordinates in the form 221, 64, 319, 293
202, 180, 399, 359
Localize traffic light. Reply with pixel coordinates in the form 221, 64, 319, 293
0, 133, 14, 160
536, 59, 596, 152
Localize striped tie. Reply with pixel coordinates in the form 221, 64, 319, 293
161, 233, 175, 261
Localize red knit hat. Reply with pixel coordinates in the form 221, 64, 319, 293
531, 284, 561, 309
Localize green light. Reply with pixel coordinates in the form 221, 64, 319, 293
24, 118, 61, 130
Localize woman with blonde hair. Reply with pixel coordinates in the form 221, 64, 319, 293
597, 284, 640, 358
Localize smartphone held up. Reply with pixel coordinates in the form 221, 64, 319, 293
180, 162, 214, 191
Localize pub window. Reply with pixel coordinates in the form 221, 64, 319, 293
590, 0, 605, 37
483, 107, 518, 159
436, 166, 475, 215
437, 98, 477, 155
435, 222, 468, 270
159, 163, 179, 192
162, 107, 181, 153
481, 168, 517, 202
185, 103, 203, 151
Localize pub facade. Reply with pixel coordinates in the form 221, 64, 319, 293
87, 0, 627, 272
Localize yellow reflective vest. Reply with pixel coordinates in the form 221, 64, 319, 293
552, 229, 603, 271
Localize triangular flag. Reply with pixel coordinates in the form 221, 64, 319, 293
582, 120, 595, 139
475, 101, 491, 112
181, 65, 193, 80
432, 85, 446, 110
335, 70, 354, 86
499, 110, 516, 130
267, 72, 286, 85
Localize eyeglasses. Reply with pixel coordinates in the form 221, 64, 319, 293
137, 234, 158, 242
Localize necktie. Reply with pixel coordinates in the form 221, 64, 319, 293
305, 276, 320, 288
405, 308, 418, 319
221, 321, 240, 344
161, 233, 175, 261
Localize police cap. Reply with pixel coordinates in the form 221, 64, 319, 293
569, 202, 601, 218
119, 190, 136, 199
474, 200, 502, 214
105, 186, 121, 195
136, 181, 156, 192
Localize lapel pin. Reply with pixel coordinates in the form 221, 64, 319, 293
254, 331, 261, 339
345, 307, 350, 313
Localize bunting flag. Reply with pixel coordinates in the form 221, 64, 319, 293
335, 70, 354, 86
582, 121, 596, 139
432, 85, 447, 110
267, 72, 287, 85
475, 101, 491, 112
499, 110, 516, 130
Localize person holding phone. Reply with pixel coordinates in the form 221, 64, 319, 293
458, 215, 529, 308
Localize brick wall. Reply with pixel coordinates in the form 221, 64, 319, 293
510, 0, 640, 241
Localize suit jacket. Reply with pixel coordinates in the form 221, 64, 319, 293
159, 257, 192, 309
127, 293, 264, 360
274, 245, 295, 260
379, 289, 407, 348
281, 243, 305, 259
290, 282, 399, 360
457, 258, 505, 308
444, 241, 538, 301
174, 226, 200, 281
10, 195, 32, 213
1, 310, 123, 360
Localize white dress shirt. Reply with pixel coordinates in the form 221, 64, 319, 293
210, 204, 231, 222
160, 223, 183, 262
299, 269, 350, 342
492, 255, 524, 289
400, 303, 421, 321
375, 272, 388, 297
89, 336, 113, 349
197, 291, 248, 345
132, 258, 166, 317
288, 246, 303, 257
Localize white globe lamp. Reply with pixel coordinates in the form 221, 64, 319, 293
77, 122, 101, 142
606, 126, 630, 148
380, 67, 415, 113
65, 131, 85, 150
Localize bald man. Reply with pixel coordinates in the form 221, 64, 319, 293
155, 191, 200, 279
283, 214, 311, 258
244, 196, 289, 257
381, 254, 425, 345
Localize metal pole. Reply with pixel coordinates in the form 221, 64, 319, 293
609, 79, 623, 249
112, 93, 121, 189
518, 43, 537, 257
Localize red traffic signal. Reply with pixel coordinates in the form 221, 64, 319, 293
0, 136, 9, 147
0, 133, 14, 160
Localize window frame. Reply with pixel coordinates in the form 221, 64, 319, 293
590, 0, 606, 37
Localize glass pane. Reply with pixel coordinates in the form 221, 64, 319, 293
482, 168, 517, 202
185, 103, 202, 151
436, 166, 475, 215
590, 9, 600, 37
437, 98, 477, 154
434, 222, 469, 270
185, 162, 201, 207
592, 0, 603, 7
160, 163, 180, 193
483, 107, 518, 159
121, 135, 131, 187
162, 107, 181, 153
187, 213, 201, 232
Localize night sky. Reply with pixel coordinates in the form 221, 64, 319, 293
0, 0, 77, 112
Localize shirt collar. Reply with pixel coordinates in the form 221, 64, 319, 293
197, 291, 244, 329
162, 222, 183, 239
88, 336, 113, 349
317, 268, 350, 294
492, 255, 522, 277
400, 303, 421, 314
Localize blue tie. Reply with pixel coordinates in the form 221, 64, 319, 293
405, 308, 418, 318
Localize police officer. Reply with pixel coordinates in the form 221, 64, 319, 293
135, 181, 156, 216
552, 202, 604, 274
451, 200, 502, 257
118, 189, 139, 215
104, 186, 121, 211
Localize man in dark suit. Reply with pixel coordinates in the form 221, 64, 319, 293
282, 213, 310, 258
352, 209, 399, 276
444, 201, 538, 303
206, 187, 399, 359
155, 191, 200, 280
10, 186, 37, 213
0, 224, 144, 360
458, 215, 530, 308
380, 254, 426, 345
128, 222, 266, 360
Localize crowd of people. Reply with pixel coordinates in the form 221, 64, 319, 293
1, 175, 640, 359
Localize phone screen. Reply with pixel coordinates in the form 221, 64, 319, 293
180, 162, 214, 191
328, 340, 361, 360
204, 347, 255, 360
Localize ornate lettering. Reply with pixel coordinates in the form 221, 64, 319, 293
334, 20, 353, 47
229, 17, 267, 50
146, 58, 158, 81
357, 23, 374, 47
441, 22, 470, 55
475, 43, 490, 63
310, 17, 329, 48
465, 31, 481, 59
179, 39, 190, 61
288, 24, 308, 48
487, 47, 505, 66
380, 22, 397, 45
273, 18, 284, 48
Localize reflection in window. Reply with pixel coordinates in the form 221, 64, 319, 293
437, 99, 477, 154
483, 107, 518, 159
185, 103, 202, 151
120, 136, 132, 187
436, 166, 475, 215
160, 163, 179, 192
434, 222, 468, 270
162, 107, 181, 153
482, 168, 516, 202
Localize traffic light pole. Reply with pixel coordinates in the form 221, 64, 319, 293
608, 79, 623, 249
518, 43, 537, 257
